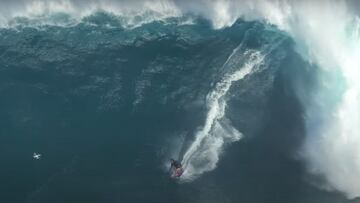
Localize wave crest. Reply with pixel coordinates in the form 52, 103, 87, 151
0, 0, 182, 28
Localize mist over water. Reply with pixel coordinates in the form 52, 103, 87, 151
1, 0, 360, 202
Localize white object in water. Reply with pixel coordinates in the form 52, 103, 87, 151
33, 153, 41, 160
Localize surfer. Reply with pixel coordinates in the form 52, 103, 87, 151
169, 158, 183, 178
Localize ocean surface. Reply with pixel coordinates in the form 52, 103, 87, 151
1, 1, 360, 203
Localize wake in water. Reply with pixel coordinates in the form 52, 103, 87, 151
180, 49, 264, 181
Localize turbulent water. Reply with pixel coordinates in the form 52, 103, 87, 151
1, 1, 360, 203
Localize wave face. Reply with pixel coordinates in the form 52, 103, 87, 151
1, 1, 360, 203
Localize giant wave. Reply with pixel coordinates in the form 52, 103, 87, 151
1, 0, 360, 201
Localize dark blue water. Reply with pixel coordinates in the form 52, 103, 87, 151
0, 14, 355, 203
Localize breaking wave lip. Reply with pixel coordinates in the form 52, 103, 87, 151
180, 49, 264, 182
298, 15, 360, 199
3, 11, 192, 29
0, 0, 188, 29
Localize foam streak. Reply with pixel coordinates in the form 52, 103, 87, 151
181, 49, 264, 181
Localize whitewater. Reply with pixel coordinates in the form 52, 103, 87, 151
181, 50, 264, 181
1, 0, 360, 201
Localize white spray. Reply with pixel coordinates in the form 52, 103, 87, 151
181, 49, 264, 181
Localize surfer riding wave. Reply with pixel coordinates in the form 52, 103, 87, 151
169, 158, 184, 178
